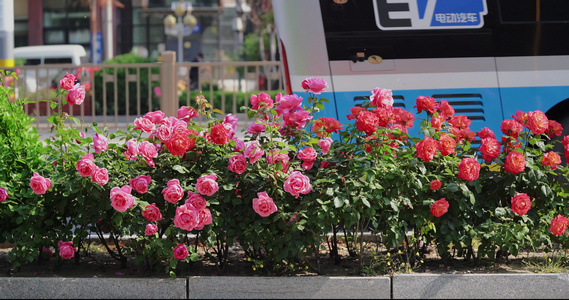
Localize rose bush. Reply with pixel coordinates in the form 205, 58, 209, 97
1, 70, 569, 276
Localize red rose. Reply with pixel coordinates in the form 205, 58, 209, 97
415, 137, 439, 162
550, 214, 569, 236
479, 138, 501, 162
542, 151, 562, 169
439, 133, 456, 156
414, 96, 437, 114
477, 127, 496, 140
546, 120, 563, 138
430, 198, 449, 217
504, 150, 526, 174
209, 123, 232, 145
449, 115, 471, 130
501, 119, 523, 137
458, 158, 480, 182
526, 110, 548, 135
511, 193, 532, 216
430, 179, 442, 191
356, 110, 379, 136
166, 131, 192, 156
436, 100, 455, 119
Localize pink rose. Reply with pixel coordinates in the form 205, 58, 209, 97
174, 204, 199, 231
250, 92, 274, 110
233, 137, 245, 152
123, 139, 139, 160
228, 153, 248, 174
252, 191, 278, 217
76, 154, 97, 177
244, 141, 265, 164
177, 106, 198, 122
301, 77, 327, 94
370, 87, 393, 109
318, 137, 333, 154
298, 147, 317, 170
173, 243, 189, 260
142, 203, 163, 222
196, 174, 219, 196
145, 223, 159, 236
144, 110, 165, 124
223, 114, 239, 131
30, 172, 51, 195
162, 179, 184, 204
59, 73, 76, 90
275, 93, 303, 117
194, 208, 213, 230
93, 133, 108, 153
138, 141, 158, 167
91, 167, 109, 186
266, 150, 290, 172
58, 241, 75, 260
283, 171, 312, 199
133, 117, 156, 133
0, 187, 8, 203
66, 84, 85, 105
185, 191, 207, 210
130, 175, 152, 194
247, 122, 266, 134
110, 185, 135, 212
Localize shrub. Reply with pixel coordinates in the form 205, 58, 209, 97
2, 72, 569, 277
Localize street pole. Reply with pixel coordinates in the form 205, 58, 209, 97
104, 0, 114, 61
0, 0, 14, 68
91, 0, 99, 64
177, 16, 183, 63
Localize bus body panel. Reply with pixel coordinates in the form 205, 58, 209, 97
273, 0, 569, 138
273, 0, 339, 119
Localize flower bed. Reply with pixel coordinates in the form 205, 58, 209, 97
0, 70, 568, 278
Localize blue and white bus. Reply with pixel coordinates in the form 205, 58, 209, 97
272, 0, 569, 139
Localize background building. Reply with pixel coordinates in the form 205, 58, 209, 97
12, 0, 253, 62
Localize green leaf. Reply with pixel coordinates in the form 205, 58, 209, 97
361, 197, 371, 208
49, 101, 58, 109
446, 183, 459, 192
172, 165, 188, 174
333, 197, 343, 208
495, 207, 507, 217
190, 253, 199, 262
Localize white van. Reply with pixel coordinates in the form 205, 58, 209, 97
13, 44, 87, 93
14, 44, 87, 66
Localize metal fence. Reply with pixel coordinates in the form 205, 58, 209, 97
10, 51, 284, 131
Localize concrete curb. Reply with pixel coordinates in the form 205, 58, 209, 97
0, 278, 187, 299
392, 273, 569, 299
187, 276, 390, 299
1, 274, 569, 299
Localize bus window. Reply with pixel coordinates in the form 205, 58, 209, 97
44, 57, 73, 64
24, 58, 41, 65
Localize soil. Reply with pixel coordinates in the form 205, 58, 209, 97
0, 237, 566, 278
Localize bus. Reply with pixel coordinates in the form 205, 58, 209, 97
272, 0, 569, 140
